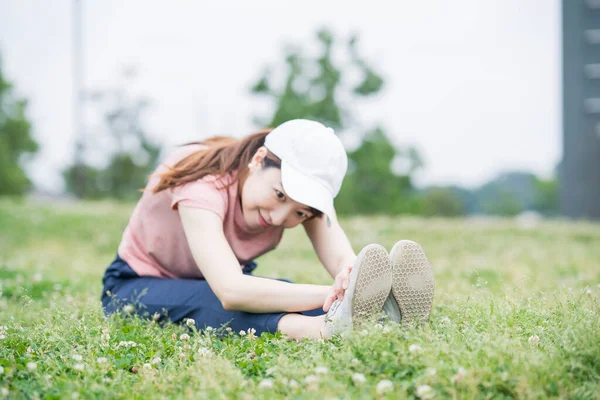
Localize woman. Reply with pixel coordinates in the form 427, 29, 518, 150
101, 119, 435, 340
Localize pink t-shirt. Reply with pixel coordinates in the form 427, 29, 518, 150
117, 145, 284, 279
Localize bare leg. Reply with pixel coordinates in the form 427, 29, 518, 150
277, 314, 327, 340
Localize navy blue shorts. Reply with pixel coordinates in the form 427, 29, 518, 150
101, 255, 325, 335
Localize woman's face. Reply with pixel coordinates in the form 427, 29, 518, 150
240, 148, 315, 232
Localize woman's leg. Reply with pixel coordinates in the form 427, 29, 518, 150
277, 314, 326, 340
101, 256, 326, 338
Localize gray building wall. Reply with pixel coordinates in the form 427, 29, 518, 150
561, 0, 600, 220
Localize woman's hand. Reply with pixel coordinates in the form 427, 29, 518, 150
322, 265, 353, 312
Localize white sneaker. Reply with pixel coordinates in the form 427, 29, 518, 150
324, 244, 392, 337
385, 240, 435, 326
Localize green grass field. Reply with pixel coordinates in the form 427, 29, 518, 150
0, 198, 599, 399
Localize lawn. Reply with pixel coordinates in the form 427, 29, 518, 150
0, 198, 599, 399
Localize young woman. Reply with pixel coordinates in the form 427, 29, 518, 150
101, 119, 435, 340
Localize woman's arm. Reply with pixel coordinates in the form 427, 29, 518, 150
179, 206, 330, 313
303, 212, 357, 279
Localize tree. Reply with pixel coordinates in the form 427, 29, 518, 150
250, 29, 420, 214
335, 128, 421, 215
0, 56, 39, 195
63, 69, 161, 200
251, 29, 382, 131
532, 177, 559, 216
420, 187, 466, 217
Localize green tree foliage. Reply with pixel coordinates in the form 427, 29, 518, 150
335, 128, 421, 215
0, 58, 39, 195
475, 171, 537, 216
63, 70, 161, 200
251, 29, 383, 131
532, 177, 559, 215
420, 187, 466, 217
251, 29, 420, 215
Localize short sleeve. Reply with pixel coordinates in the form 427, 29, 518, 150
170, 177, 228, 221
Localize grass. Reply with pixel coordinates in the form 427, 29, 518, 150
0, 197, 599, 399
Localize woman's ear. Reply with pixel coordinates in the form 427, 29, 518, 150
250, 146, 268, 168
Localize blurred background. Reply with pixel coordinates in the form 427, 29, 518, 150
0, 0, 598, 220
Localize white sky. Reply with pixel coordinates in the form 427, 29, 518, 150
0, 0, 561, 193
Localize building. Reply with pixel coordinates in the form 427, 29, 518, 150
561, 0, 600, 220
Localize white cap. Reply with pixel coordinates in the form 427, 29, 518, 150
264, 119, 348, 226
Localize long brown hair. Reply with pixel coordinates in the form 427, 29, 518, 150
152, 128, 323, 219
152, 129, 275, 193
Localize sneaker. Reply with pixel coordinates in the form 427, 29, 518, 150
386, 240, 435, 326
323, 244, 392, 337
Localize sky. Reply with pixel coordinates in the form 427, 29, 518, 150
0, 0, 561, 193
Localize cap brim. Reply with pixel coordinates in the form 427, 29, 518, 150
280, 160, 336, 225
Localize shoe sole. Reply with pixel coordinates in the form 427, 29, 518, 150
349, 244, 392, 326
389, 240, 434, 326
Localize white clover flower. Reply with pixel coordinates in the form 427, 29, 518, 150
142, 363, 152, 370
180, 333, 190, 341
27, 346, 34, 354
71, 393, 79, 400
416, 384, 435, 399
247, 328, 256, 336
315, 366, 328, 375
288, 379, 299, 388
258, 379, 273, 389
451, 367, 467, 383
304, 374, 319, 385
376, 379, 393, 395
0, 366, 3, 375
205, 326, 214, 332
73, 363, 84, 371
382, 325, 393, 333
440, 316, 451, 326
360, 329, 369, 336
152, 312, 161, 321
351, 358, 359, 366
101, 327, 109, 335
96, 357, 107, 364
239, 330, 246, 336
186, 319, 195, 327
265, 367, 276, 376
122, 304, 135, 313
0, 388, 8, 396
352, 372, 366, 385
0, 335, 5, 340
129, 341, 137, 348
225, 327, 232, 333
197, 347, 212, 357
586, 288, 593, 295
409, 344, 423, 354
528, 335, 540, 346
425, 368, 437, 376
101, 333, 110, 341
72, 354, 82, 362
118, 341, 127, 347
27, 362, 37, 371
152, 357, 161, 365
